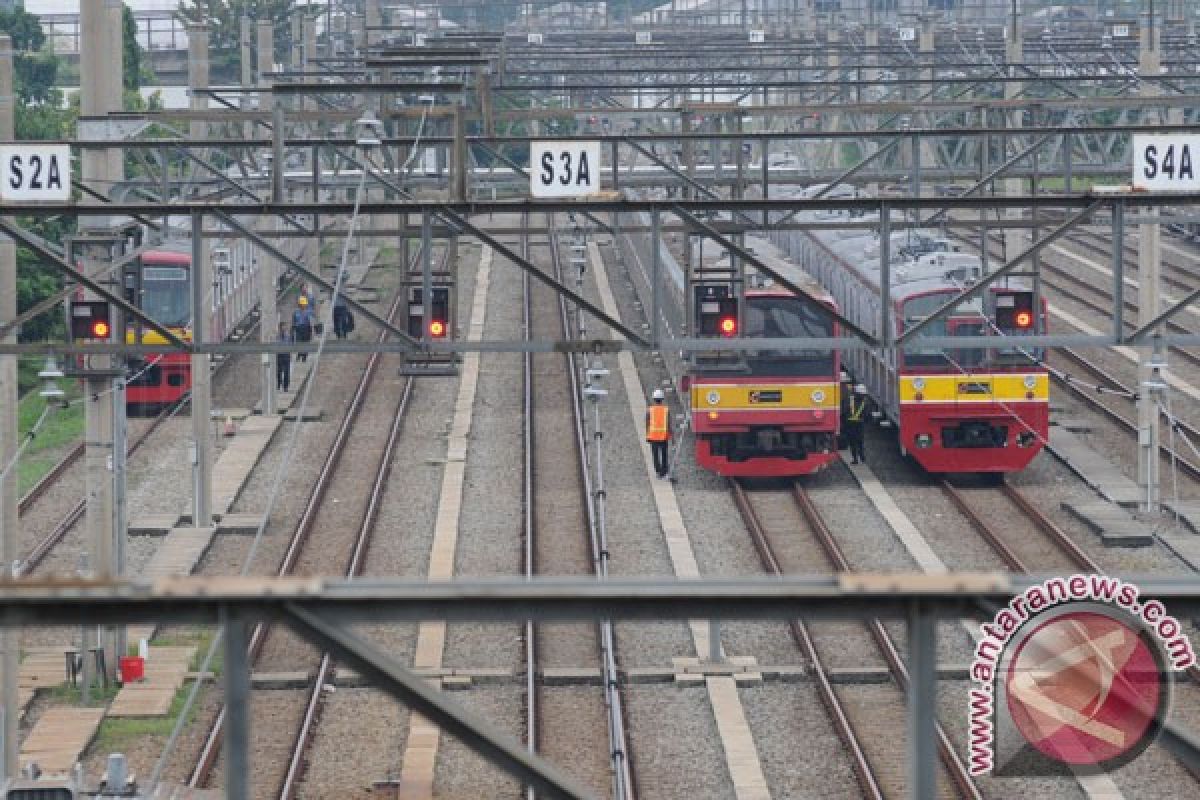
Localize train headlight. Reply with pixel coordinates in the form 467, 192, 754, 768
810, 389, 825, 404
1023, 375, 1037, 390
915, 433, 933, 449
912, 377, 926, 391
706, 390, 720, 406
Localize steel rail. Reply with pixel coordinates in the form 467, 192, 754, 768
278, 376, 414, 799
189, 257, 418, 789
551, 221, 636, 800
728, 480, 883, 800
17, 441, 83, 514
789, 484, 984, 800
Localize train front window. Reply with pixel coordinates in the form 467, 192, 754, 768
744, 295, 834, 377
902, 294, 987, 370
141, 266, 190, 327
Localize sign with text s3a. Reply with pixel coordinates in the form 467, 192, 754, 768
0, 144, 70, 203
1132, 134, 1200, 191
531, 141, 601, 198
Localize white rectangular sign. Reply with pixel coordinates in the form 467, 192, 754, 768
749, 30, 765, 43
0, 144, 70, 203
527, 33, 543, 44
531, 140, 601, 198
1132, 134, 1200, 191
635, 31, 653, 45
899, 27, 916, 42
1112, 24, 1130, 38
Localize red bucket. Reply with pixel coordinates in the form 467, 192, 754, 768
118, 656, 144, 684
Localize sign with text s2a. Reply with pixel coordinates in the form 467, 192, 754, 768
531, 141, 601, 198
1132, 134, 1200, 191
0, 144, 70, 203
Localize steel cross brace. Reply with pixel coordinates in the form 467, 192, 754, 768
771, 137, 904, 229
897, 200, 1104, 345
670, 204, 879, 348
283, 602, 597, 800
0, 218, 191, 351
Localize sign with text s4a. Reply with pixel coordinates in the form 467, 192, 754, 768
0, 144, 70, 203
1132, 134, 1200, 191
531, 141, 601, 199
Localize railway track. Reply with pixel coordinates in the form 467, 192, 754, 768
188, 260, 419, 792
731, 479, 980, 800
540, 216, 635, 797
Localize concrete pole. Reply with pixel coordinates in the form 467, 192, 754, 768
80, 0, 123, 687
189, 27, 213, 528
1138, 20, 1163, 512
240, 17, 253, 142
0, 31, 16, 783
1003, 11, 1024, 270
366, 0, 382, 50
257, 19, 278, 418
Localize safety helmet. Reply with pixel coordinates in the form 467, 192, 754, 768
298, 296, 309, 307
854, 384, 868, 395
652, 389, 665, 401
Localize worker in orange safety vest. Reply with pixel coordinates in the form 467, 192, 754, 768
646, 388, 671, 478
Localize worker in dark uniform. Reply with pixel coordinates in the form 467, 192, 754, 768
844, 383, 869, 465
332, 276, 352, 339
646, 388, 671, 478
276, 321, 292, 393
292, 296, 314, 362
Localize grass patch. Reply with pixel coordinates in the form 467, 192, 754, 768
15, 381, 84, 496
45, 682, 120, 707
150, 627, 223, 677
92, 683, 206, 753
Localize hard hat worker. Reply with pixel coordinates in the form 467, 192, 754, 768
646, 388, 671, 478
292, 295, 315, 362
844, 384, 869, 465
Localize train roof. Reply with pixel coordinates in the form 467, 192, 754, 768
700, 235, 835, 306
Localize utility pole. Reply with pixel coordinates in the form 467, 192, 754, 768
79, 0, 124, 689
189, 26, 213, 528
0, 31, 16, 784
1137, 11, 1163, 512
257, 19, 278, 417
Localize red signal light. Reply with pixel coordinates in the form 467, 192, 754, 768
719, 316, 737, 337
91, 320, 111, 339
429, 320, 446, 338
1014, 310, 1033, 329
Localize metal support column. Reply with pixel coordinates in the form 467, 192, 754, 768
651, 209, 661, 349
421, 212, 433, 344
0, 32, 15, 779
1138, 16, 1163, 512
908, 601, 937, 800
191, 212, 213, 528
258, 20, 278, 417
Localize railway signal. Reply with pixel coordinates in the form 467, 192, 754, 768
70, 300, 112, 340
995, 291, 1035, 332
694, 284, 738, 337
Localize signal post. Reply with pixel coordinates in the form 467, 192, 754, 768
189, 26, 213, 527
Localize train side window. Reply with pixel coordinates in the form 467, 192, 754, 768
167, 371, 185, 387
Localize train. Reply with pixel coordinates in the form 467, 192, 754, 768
120, 236, 263, 410
616, 209, 842, 477
768, 184, 1050, 474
